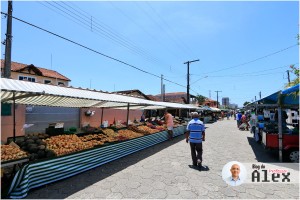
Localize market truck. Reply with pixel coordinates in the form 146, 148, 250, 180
262, 131, 299, 162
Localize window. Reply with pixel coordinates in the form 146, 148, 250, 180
1, 103, 12, 116
44, 80, 51, 84
19, 76, 36, 82
58, 82, 64, 86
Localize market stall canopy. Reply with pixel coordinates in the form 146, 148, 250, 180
210, 107, 221, 112
109, 102, 198, 110
1, 78, 197, 109
197, 106, 212, 111
245, 84, 299, 108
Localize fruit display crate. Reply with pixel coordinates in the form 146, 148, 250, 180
7, 126, 186, 199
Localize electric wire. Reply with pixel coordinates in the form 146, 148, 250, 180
190, 63, 298, 85
208, 71, 284, 78
134, 1, 190, 59
60, 1, 166, 67
39, 1, 166, 67
192, 63, 298, 77
201, 44, 298, 75
43, 1, 163, 66
0, 12, 187, 89
108, 1, 185, 66
145, 1, 196, 58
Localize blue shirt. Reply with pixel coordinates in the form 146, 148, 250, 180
237, 113, 242, 121
225, 176, 243, 186
187, 118, 205, 143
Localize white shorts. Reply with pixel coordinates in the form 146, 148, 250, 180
167, 126, 173, 131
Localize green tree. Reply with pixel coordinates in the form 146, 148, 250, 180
196, 95, 206, 105
285, 64, 299, 88
243, 101, 251, 106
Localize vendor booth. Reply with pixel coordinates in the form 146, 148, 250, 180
1, 78, 195, 198
245, 84, 299, 162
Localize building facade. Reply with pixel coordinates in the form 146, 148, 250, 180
222, 97, 230, 107
1, 60, 74, 142
1, 60, 70, 86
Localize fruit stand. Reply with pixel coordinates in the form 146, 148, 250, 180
6, 125, 186, 198
1, 78, 197, 198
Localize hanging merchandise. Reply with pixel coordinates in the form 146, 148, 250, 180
270, 112, 275, 121
263, 109, 270, 118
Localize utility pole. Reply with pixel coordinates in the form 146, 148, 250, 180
163, 84, 166, 102
4, 0, 13, 78
259, 91, 261, 99
161, 74, 164, 101
286, 70, 290, 84
184, 59, 199, 104
255, 96, 257, 101
215, 90, 222, 108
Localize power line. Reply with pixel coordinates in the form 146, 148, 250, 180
192, 63, 298, 77
39, 1, 166, 67
108, 1, 185, 68
145, 2, 195, 58
209, 71, 284, 78
45, 1, 164, 66
190, 75, 208, 85
134, 1, 190, 59
61, 1, 167, 66
1, 12, 187, 89
201, 44, 298, 75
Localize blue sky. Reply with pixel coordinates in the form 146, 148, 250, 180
1, 1, 299, 107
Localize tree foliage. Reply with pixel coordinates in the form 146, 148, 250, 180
285, 64, 299, 88
243, 101, 251, 106
196, 95, 206, 105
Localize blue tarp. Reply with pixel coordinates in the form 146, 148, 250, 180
254, 84, 299, 106
281, 84, 299, 95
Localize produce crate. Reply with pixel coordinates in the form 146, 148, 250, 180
45, 127, 64, 136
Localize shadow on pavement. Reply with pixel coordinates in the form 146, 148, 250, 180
247, 136, 279, 163
188, 165, 210, 172
25, 134, 186, 199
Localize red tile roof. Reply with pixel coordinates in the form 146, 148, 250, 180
114, 89, 151, 100
146, 95, 160, 101
1, 60, 71, 81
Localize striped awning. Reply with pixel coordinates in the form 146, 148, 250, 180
1, 78, 196, 109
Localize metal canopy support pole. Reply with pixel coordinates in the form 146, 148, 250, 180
100, 107, 104, 126
126, 103, 130, 127
13, 91, 16, 142
278, 107, 283, 162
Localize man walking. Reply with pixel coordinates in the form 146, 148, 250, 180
185, 112, 205, 168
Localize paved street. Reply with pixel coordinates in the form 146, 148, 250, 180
25, 118, 299, 199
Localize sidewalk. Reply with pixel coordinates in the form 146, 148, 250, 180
25, 118, 299, 199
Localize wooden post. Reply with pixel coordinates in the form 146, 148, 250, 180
126, 103, 130, 127
278, 107, 283, 162
100, 107, 104, 127
13, 91, 16, 142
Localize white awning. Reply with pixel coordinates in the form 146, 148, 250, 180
210, 107, 221, 112
1, 78, 197, 109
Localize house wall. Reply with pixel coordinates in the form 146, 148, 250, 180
1, 105, 26, 144
25, 106, 80, 134
80, 108, 143, 127
11, 71, 69, 86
